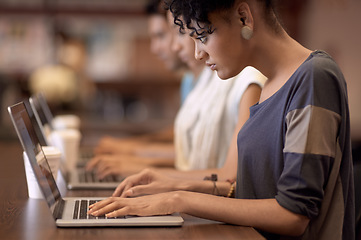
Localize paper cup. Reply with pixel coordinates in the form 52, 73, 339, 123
49, 129, 81, 171
42, 146, 61, 181
52, 114, 80, 130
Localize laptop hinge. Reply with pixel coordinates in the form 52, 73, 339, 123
53, 199, 65, 220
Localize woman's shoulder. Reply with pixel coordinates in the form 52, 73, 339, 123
290, 50, 345, 88
288, 50, 347, 113
302, 50, 343, 78
232, 66, 267, 87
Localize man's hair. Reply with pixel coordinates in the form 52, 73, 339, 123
165, 0, 281, 36
146, 0, 167, 17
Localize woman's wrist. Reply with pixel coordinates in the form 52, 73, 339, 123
174, 179, 229, 196
169, 191, 187, 213
175, 179, 194, 192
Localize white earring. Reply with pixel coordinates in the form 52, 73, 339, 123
241, 26, 253, 40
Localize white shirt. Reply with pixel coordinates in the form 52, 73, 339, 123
174, 66, 267, 170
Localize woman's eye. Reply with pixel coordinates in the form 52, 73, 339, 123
197, 36, 207, 44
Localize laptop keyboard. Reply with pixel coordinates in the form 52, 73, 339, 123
80, 150, 94, 160
78, 170, 117, 183
73, 200, 124, 219
77, 150, 94, 167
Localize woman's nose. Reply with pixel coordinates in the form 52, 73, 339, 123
194, 43, 205, 61
171, 38, 181, 53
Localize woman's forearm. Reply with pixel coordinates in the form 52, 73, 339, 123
157, 167, 222, 180
176, 179, 231, 197
173, 191, 309, 237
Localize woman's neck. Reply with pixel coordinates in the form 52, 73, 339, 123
252, 30, 312, 103
255, 30, 310, 78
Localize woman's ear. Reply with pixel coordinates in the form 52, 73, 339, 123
235, 1, 254, 40
235, 1, 254, 29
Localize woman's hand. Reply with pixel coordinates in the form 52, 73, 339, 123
86, 154, 150, 178
87, 192, 181, 218
94, 136, 144, 155
112, 168, 180, 198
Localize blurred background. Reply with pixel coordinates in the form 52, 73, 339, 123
0, 0, 360, 150
0, 0, 181, 144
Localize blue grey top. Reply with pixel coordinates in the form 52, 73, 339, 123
236, 51, 354, 240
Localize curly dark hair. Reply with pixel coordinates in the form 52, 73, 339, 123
146, 0, 167, 17
165, 0, 280, 36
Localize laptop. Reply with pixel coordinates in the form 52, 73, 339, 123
29, 93, 93, 164
28, 95, 121, 190
8, 101, 184, 227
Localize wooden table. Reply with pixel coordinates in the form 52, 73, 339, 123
0, 142, 265, 240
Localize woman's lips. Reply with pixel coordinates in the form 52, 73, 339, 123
180, 56, 188, 63
206, 62, 216, 71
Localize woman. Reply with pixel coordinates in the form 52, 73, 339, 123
87, 7, 265, 178
88, 1, 354, 239
169, 10, 265, 172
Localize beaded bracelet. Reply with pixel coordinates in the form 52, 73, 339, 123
226, 179, 236, 198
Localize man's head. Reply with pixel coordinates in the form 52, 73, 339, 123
146, 0, 186, 71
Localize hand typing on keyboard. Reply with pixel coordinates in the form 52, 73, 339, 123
87, 191, 180, 218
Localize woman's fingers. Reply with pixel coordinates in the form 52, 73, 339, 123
122, 185, 151, 197
88, 157, 119, 179
105, 207, 130, 218
88, 192, 177, 218
113, 172, 144, 197
88, 198, 136, 218
85, 156, 101, 171
112, 169, 165, 197
88, 198, 122, 216
114, 181, 133, 197
120, 189, 134, 198
95, 162, 112, 177
97, 168, 114, 179
112, 181, 127, 197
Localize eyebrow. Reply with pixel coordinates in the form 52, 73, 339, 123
189, 29, 208, 37
189, 30, 196, 37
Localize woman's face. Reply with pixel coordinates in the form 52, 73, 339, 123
148, 15, 184, 71
167, 12, 205, 72
172, 31, 203, 71
189, 11, 250, 79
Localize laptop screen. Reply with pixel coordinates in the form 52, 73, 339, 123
8, 102, 61, 213
29, 93, 54, 131
24, 99, 48, 146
